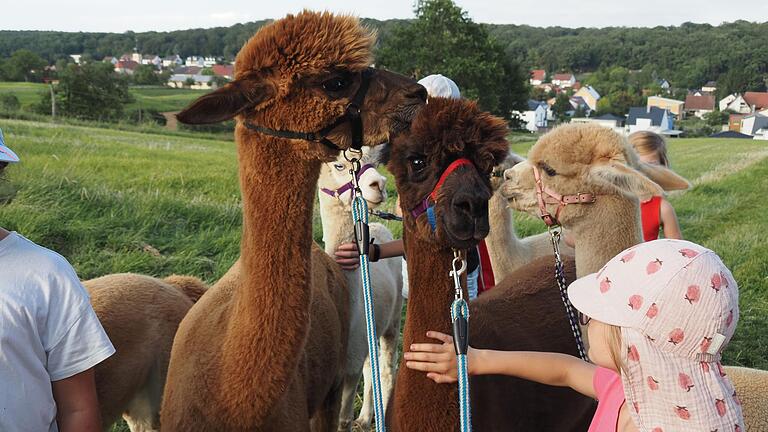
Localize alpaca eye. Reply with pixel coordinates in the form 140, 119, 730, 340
409, 158, 426, 173
541, 163, 557, 177
333, 163, 345, 171
322, 77, 349, 92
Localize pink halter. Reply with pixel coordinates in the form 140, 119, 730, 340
533, 164, 597, 227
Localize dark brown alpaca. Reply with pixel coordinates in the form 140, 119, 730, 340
384, 97, 594, 431
160, 11, 425, 431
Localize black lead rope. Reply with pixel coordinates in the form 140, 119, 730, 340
243, 68, 373, 152
368, 209, 403, 222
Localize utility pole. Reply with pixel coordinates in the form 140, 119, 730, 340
49, 83, 56, 119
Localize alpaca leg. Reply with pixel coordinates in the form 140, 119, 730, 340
379, 318, 400, 416
311, 380, 345, 432
338, 369, 364, 432
354, 357, 374, 430
122, 362, 164, 432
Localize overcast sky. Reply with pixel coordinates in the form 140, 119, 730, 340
2, 0, 766, 32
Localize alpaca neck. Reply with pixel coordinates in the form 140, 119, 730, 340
571, 195, 643, 277
393, 229, 462, 430
222, 132, 320, 416
486, 191, 530, 281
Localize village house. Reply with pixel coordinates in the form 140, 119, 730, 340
572, 85, 600, 111
570, 113, 625, 133
740, 113, 768, 138
530, 69, 546, 86
684, 94, 715, 118
514, 100, 550, 132
657, 79, 671, 91
743, 91, 768, 111
69, 54, 83, 64
627, 106, 679, 135
141, 55, 162, 68
719, 94, 752, 114
552, 73, 576, 89
212, 64, 235, 80
647, 96, 685, 118
114, 60, 140, 75
162, 55, 184, 69
701, 81, 717, 93
167, 74, 216, 90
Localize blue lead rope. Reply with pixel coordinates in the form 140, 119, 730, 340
449, 252, 472, 432
349, 154, 387, 432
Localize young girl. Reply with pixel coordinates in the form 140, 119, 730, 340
405, 239, 744, 431
629, 131, 684, 241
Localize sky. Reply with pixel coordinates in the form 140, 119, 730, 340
2, 0, 766, 32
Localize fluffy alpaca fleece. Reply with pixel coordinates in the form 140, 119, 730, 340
722, 366, 768, 431
317, 150, 402, 430
485, 154, 575, 282
161, 10, 425, 431
83, 273, 207, 431
502, 123, 765, 428
384, 97, 594, 431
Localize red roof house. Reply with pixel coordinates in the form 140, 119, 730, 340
744, 92, 768, 110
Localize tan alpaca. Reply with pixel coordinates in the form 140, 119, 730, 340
317, 148, 402, 431
160, 11, 425, 431
501, 123, 765, 431
84, 273, 207, 431
486, 153, 574, 282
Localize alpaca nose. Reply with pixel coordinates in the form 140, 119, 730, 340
452, 192, 487, 220
369, 177, 386, 196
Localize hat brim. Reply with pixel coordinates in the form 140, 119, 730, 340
0, 144, 19, 163
567, 272, 636, 327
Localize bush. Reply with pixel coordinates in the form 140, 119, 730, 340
0, 93, 20, 111
123, 107, 166, 126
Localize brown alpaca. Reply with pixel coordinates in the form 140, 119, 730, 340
502, 123, 765, 430
485, 153, 574, 282
160, 11, 425, 431
383, 97, 594, 431
84, 273, 207, 431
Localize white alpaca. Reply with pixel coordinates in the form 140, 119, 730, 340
486, 153, 574, 282
318, 149, 403, 431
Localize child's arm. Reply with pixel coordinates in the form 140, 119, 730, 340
659, 198, 682, 239
405, 331, 597, 398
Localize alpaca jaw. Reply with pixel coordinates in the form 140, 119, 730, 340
500, 161, 539, 216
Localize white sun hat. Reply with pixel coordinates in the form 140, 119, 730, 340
0, 129, 19, 163
568, 239, 744, 431
417, 74, 461, 99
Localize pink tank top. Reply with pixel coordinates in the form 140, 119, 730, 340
588, 367, 626, 432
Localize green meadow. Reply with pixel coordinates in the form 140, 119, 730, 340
0, 119, 766, 430
0, 82, 203, 112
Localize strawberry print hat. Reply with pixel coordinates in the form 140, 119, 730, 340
568, 239, 744, 431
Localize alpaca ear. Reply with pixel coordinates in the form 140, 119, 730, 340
177, 76, 275, 124
589, 160, 664, 202
636, 162, 691, 191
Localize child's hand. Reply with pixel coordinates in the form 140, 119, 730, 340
334, 243, 360, 270
405, 331, 473, 384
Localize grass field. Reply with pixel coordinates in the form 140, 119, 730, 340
0, 119, 766, 430
0, 82, 204, 113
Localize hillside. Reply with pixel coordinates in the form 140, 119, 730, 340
2, 19, 767, 92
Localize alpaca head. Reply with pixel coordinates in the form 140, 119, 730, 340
385, 97, 508, 250
490, 152, 525, 192
318, 146, 387, 208
176, 11, 426, 161
501, 123, 687, 228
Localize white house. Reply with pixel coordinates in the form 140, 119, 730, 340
516, 100, 550, 132
719, 94, 752, 114
571, 114, 625, 133
185, 56, 206, 67
530, 69, 546, 86
162, 55, 183, 68
702, 81, 717, 93
69, 54, 83, 64
552, 73, 576, 88
740, 114, 768, 137
167, 74, 216, 90
141, 55, 162, 67
627, 106, 679, 135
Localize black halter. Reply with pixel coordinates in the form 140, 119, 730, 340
244, 67, 374, 151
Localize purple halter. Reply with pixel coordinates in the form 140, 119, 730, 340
320, 163, 376, 198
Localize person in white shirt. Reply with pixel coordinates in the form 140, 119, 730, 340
0, 129, 115, 432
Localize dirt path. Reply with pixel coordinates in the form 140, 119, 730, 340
162, 111, 180, 131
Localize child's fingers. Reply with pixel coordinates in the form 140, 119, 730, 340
425, 331, 453, 344
427, 373, 458, 384
409, 343, 445, 353
404, 351, 446, 362
406, 361, 451, 374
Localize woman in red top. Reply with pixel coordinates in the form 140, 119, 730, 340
629, 131, 683, 241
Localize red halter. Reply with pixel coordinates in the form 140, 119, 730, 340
533, 164, 597, 227
410, 158, 475, 220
